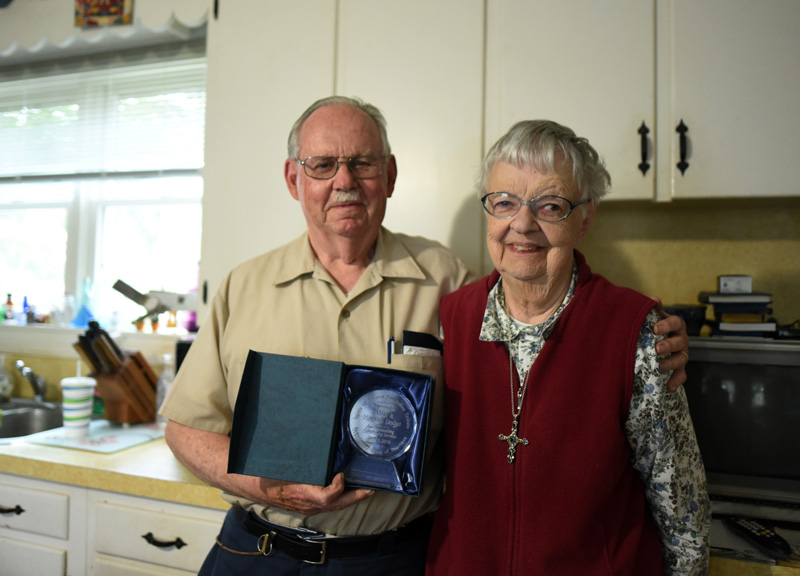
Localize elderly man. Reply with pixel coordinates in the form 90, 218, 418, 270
160, 96, 690, 575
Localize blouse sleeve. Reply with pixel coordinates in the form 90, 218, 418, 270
625, 309, 712, 576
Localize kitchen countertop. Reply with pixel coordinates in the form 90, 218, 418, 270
0, 430, 228, 510
710, 558, 800, 575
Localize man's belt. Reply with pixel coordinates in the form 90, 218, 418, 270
232, 505, 432, 565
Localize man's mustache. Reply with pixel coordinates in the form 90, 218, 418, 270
331, 190, 361, 204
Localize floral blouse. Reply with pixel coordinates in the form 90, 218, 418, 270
478, 267, 711, 576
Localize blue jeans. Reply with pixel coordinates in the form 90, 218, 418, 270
199, 507, 430, 576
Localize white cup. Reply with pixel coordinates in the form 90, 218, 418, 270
60, 377, 96, 438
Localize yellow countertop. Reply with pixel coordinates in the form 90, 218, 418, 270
711, 557, 800, 575
0, 431, 228, 510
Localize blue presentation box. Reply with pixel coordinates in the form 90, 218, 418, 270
228, 351, 434, 496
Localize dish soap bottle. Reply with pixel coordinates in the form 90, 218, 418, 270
156, 353, 175, 425
0, 354, 12, 399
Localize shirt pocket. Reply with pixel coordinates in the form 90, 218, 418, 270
386, 353, 443, 384
385, 354, 445, 436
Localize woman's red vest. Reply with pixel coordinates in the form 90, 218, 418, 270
426, 251, 665, 575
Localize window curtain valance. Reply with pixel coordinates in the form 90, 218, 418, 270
0, 0, 208, 65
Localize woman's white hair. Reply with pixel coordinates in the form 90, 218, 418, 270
478, 120, 611, 202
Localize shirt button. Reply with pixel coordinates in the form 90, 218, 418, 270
342, 309, 351, 318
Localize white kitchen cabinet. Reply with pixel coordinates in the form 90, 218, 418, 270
663, 0, 800, 199
198, 0, 800, 310
199, 0, 487, 318
485, 0, 800, 202
0, 537, 66, 575
92, 556, 197, 576
87, 491, 226, 575
1, 472, 225, 576
485, 0, 657, 201
335, 0, 485, 273
199, 0, 338, 321
0, 473, 87, 576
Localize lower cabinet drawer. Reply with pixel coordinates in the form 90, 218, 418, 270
0, 534, 67, 576
91, 496, 225, 573
94, 553, 196, 576
0, 479, 70, 539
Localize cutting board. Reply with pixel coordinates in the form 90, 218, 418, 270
26, 420, 164, 453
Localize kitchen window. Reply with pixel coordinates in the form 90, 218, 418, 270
0, 43, 205, 331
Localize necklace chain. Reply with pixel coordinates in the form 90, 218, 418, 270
509, 349, 530, 416
498, 347, 530, 463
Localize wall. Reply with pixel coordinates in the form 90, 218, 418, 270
1, 352, 175, 402
0, 326, 178, 401
1, 354, 84, 401
578, 198, 800, 326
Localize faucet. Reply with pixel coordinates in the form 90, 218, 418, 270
15, 360, 47, 402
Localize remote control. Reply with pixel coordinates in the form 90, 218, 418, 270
724, 517, 793, 560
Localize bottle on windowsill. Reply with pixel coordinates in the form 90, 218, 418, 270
18, 296, 29, 325
156, 353, 175, 425
4, 294, 13, 321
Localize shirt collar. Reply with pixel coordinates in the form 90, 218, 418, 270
273, 227, 426, 286
480, 263, 579, 343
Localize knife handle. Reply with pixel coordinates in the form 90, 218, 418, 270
72, 342, 99, 374
77, 335, 104, 373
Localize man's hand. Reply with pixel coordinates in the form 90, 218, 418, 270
165, 421, 374, 517
651, 297, 690, 392
260, 473, 374, 516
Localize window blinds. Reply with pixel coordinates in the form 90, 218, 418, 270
0, 50, 206, 178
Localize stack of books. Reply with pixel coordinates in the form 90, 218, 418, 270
698, 281, 776, 337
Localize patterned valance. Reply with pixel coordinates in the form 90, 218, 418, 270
0, 0, 207, 65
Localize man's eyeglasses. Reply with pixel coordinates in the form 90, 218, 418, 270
298, 155, 385, 180
481, 192, 589, 222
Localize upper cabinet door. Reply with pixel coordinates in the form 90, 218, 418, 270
199, 0, 336, 319
336, 0, 486, 273
666, 0, 800, 198
485, 0, 656, 201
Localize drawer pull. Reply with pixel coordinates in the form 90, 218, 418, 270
637, 121, 650, 175
0, 505, 25, 515
142, 532, 187, 549
676, 119, 690, 175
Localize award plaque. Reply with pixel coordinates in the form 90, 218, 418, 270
229, 351, 434, 496
333, 367, 432, 495
348, 389, 417, 459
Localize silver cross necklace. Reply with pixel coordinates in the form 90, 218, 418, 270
498, 349, 530, 463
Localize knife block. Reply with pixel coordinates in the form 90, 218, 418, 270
93, 351, 158, 424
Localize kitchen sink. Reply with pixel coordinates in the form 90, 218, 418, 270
0, 399, 62, 439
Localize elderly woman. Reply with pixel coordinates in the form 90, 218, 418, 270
426, 120, 710, 575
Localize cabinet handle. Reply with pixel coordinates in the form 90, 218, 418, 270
142, 532, 187, 549
637, 121, 650, 175
676, 119, 689, 175
0, 504, 25, 515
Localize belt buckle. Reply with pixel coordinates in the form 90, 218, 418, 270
303, 540, 327, 565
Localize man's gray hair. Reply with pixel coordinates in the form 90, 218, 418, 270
287, 96, 392, 160
478, 120, 611, 202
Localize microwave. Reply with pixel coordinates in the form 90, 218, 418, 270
684, 337, 800, 521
